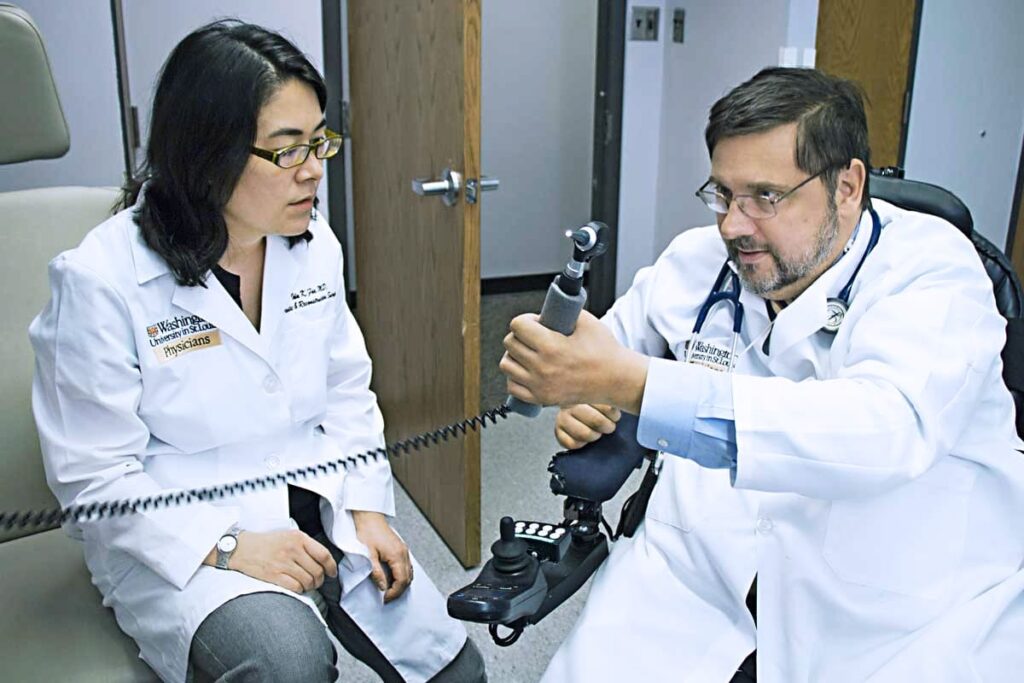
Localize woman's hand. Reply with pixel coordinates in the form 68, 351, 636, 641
207, 529, 338, 594
555, 403, 622, 450
352, 510, 412, 603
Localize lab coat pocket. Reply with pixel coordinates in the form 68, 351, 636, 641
644, 458, 700, 533
823, 460, 975, 600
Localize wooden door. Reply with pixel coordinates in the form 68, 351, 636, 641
816, 0, 920, 168
347, 0, 482, 566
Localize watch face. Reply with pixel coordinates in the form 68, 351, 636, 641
218, 535, 237, 553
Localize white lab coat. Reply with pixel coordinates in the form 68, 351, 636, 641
30, 208, 466, 682
543, 200, 1024, 682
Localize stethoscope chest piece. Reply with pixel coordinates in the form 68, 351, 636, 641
823, 297, 847, 334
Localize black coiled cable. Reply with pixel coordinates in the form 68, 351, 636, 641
0, 404, 512, 532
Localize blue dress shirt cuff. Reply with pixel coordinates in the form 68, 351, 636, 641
637, 357, 738, 472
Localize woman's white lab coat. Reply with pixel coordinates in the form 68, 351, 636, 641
30, 208, 466, 682
543, 200, 1024, 681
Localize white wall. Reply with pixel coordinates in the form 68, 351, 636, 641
903, 0, 1024, 250
616, 0, 667, 296
480, 1, 598, 279
121, 1, 329, 220
617, 0, 791, 295
0, 0, 123, 190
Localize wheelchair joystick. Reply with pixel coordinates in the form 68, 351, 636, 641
505, 221, 610, 417
492, 517, 530, 573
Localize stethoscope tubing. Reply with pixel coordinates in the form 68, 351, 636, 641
691, 207, 882, 342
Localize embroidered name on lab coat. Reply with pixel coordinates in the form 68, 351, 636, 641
146, 314, 222, 363
284, 282, 337, 313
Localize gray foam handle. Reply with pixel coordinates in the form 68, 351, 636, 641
506, 281, 588, 417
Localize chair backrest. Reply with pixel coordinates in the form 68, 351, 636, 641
0, 188, 119, 541
870, 172, 1023, 318
0, 4, 119, 541
0, 3, 69, 163
870, 171, 1024, 436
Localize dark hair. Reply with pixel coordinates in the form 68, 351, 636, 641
118, 20, 325, 286
705, 67, 871, 210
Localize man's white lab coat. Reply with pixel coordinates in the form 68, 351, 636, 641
543, 200, 1024, 682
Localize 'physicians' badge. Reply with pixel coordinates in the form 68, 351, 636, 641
683, 339, 734, 373
145, 314, 222, 363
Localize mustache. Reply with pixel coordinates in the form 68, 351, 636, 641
726, 236, 770, 255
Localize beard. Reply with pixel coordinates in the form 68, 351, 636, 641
726, 197, 840, 297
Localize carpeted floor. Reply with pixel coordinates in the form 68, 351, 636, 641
335, 290, 644, 682
479, 290, 546, 411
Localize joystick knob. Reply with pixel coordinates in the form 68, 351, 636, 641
491, 516, 530, 573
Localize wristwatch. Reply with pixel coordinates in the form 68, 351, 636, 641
215, 524, 242, 570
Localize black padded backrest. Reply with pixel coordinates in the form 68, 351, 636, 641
870, 172, 1024, 437
870, 173, 1023, 318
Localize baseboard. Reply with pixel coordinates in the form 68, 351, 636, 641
481, 273, 556, 295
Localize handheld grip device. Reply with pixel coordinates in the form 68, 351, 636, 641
505, 221, 610, 417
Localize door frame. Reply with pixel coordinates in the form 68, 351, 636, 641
320, 0, 352, 297
1008, 132, 1024, 275
110, 0, 138, 180
895, 0, 924, 167
586, 0, 627, 317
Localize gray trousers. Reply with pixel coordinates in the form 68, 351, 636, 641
187, 531, 486, 682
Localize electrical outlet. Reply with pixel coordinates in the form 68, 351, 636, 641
672, 9, 685, 44
630, 6, 659, 42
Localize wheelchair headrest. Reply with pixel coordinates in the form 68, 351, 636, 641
0, 3, 70, 164
869, 171, 973, 238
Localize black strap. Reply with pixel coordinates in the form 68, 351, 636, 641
614, 457, 660, 539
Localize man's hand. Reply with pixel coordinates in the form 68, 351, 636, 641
352, 510, 412, 603
556, 404, 622, 450
500, 310, 649, 412
206, 529, 338, 594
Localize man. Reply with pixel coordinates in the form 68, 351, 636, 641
501, 68, 1024, 681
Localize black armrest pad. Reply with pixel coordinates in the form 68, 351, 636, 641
548, 412, 655, 503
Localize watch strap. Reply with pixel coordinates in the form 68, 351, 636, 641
215, 523, 242, 570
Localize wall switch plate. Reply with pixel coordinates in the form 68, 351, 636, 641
630, 6, 659, 41
672, 9, 685, 43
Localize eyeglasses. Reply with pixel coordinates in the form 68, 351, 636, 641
250, 130, 343, 169
695, 166, 832, 220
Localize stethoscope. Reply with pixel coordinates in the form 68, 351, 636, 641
687, 208, 882, 367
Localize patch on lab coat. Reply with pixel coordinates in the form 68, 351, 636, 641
145, 314, 221, 363
284, 282, 337, 313
684, 339, 733, 373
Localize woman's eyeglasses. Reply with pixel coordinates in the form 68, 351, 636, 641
251, 130, 343, 169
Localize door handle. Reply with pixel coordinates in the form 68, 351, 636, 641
411, 167, 462, 207
465, 176, 500, 204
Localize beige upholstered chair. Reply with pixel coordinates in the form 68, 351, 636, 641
0, 4, 158, 680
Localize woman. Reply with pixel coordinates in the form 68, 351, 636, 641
30, 21, 484, 683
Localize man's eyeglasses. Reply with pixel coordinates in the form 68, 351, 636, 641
695, 166, 832, 220
251, 130, 343, 169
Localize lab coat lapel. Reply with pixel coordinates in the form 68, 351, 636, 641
172, 276, 268, 361
259, 234, 309, 343
764, 286, 828, 365
764, 210, 874, 369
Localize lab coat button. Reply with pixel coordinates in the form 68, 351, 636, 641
265, 455, 281, 469
756, 516, 773, 534
657, 438, 669, 449
263, 375, 280, 393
